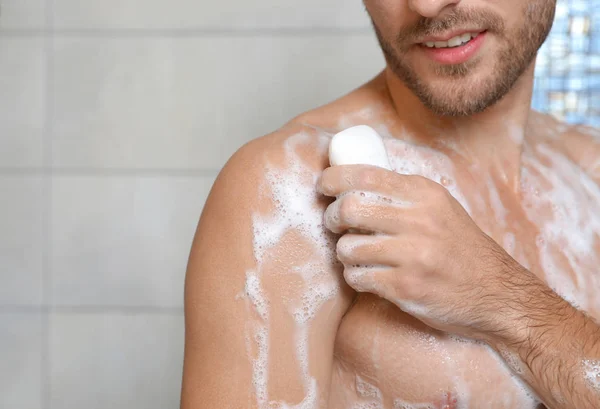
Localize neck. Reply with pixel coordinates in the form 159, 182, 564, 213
383, 62, 536, 191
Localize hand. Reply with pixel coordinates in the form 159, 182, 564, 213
317, 164, 537, 342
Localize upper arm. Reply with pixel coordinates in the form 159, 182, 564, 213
180, 129, 353, 408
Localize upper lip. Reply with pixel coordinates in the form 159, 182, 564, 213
419, 29, 485, 43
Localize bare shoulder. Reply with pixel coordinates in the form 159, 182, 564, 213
528, 110, 600, 181
192, 121, 334, 279
198, 73, 392, 260
561, 122, 600, 176
182, 121, 352, 407
218, 121, 331, 192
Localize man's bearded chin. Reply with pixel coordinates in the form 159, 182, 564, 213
372, 2, 556, 117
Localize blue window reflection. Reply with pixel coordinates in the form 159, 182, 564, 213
533, 0, 600, 126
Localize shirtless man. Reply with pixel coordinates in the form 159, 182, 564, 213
181, 0, 600, 408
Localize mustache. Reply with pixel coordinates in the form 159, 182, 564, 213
396, 8, 505, 45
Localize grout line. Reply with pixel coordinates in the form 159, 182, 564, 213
0, 305, 45, 313
0, 167, 221, 177
0, 305, 184, 315
0, 27, 373, 37
53, 305, 185, 314
40, 1, 53, 407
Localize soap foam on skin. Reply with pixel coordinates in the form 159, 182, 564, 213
253, 133, 334, 265
487, 177, 507, 227
486, 345, 540, 406
521, 143, 600, 313
384, 139, 471, 216
392, 399, 435, 409
245, 271, 270, 321
350, 375, 384, 409
590, 159, 600, 179
583, 360, 600, 391
356, 375, 384, 400
245, 131, 341, 408
501, 233, 531, 270
503, 233, 517, 258
448, 337, 539, 409
437, 335, 538, 408
292, 262, 339, 325
509, 123, 526, 144
243, 271, 271, 405
352, 403, 384, 409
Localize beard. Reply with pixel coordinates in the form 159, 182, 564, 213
372, 1, 556, 116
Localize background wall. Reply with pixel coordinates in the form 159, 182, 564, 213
0, 1, 382, 408
0, 1, 597, 409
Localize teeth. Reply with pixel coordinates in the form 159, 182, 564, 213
425, 32, 479, 48
447, 36, 462, 47
460, 33, 472, 43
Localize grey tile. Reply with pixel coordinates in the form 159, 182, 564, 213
0, 312, 42, 409
51, 175, 212, 307
0, 176, 44, 306
0, 0, 46, 30
51, 35, 384, 170
50, 313, 184, 409
53, 0, 370, 30
0, 38, 45, 168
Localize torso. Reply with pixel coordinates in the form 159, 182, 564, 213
288, 79, 600, 409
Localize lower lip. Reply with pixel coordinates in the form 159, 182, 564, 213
420, 31, 487, 65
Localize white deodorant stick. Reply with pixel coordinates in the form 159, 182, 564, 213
329, 125, 392, 170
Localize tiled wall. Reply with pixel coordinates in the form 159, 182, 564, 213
0, 1, 381, 408
533, 0, 600, 126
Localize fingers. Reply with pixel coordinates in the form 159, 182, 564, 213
324, 191, 410, 234
318, 165, 425, 199
342, 263, 428, 316
342, 265, 392, 295
335, 234, 401, 299
335, 233, 433, 301
336, 234, 400, 267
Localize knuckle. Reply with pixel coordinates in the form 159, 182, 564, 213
336, 235, 354, 261
417, 246, 436, 268
414, 210, 442, 237
318, 174, 335, 195
368, 239, 386, 257
396, 274, 422, 300
358, 167, 379, 188
338, 194, 360, 223
321, 166, 345, 195
343, 267, 366, 289
324, 201, 340, 230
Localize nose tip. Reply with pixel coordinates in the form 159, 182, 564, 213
408, 0, 461, 18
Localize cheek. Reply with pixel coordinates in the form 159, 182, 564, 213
364, 0, 413, 36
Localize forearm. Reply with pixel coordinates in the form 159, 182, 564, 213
487, 265, 600, 409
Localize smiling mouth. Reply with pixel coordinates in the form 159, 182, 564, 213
415, 31, 488, 66
420, 30, 487, 49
